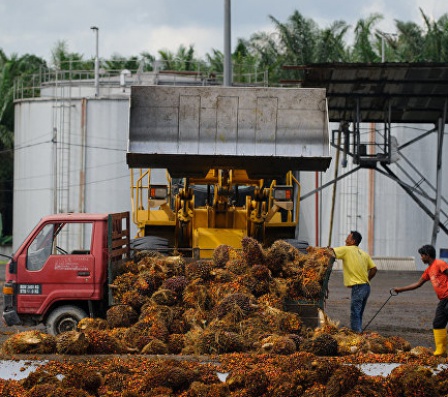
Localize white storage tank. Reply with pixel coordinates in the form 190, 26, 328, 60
12, 70, 218, 252
13, 94, 131, 251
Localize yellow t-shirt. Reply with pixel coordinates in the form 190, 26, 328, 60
333, 245, 376, 287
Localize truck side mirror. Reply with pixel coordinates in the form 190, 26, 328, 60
8, 260, 16, 274
0, 254, 15, 274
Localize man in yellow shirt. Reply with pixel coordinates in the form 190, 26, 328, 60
332, 231, 377, 333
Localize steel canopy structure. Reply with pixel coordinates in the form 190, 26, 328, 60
293, 62, 448, 124
286, 63, 448, 245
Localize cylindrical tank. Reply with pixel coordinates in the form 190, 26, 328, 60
13, 95, 132, 251
12, 71, 215, 251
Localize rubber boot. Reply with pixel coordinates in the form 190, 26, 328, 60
433, 329, 447, 357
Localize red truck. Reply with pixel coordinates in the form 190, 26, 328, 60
2, 212, 130, 335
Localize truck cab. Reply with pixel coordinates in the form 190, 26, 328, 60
2, 212, 130, 334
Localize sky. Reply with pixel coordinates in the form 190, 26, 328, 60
0, 0, 446, 63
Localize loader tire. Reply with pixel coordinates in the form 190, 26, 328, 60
130, 236, 169, 251
46, 305, 87, 335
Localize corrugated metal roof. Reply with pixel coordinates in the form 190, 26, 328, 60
292, 62, 448, 124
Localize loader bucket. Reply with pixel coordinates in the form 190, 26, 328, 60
127, 86, 332, 178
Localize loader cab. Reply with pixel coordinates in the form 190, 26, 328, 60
187, 184, 256, 208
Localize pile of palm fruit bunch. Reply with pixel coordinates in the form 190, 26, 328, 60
1, 330, 57, 355
1, 237, 417, 358
0, 352, 448, 396
3, 237, 448, 395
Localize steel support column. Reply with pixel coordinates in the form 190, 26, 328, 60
431, 99, 447, 245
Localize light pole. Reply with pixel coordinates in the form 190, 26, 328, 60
91, 26, 99, 97
223, 0, 232, 86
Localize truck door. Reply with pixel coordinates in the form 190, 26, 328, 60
16, 221, 95, 314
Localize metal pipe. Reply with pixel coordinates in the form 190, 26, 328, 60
79, 98, 87, 247
431, 99, 447, 245
328, 123, 343, 246
398, 127, 436, 150
80, 98, 87, 214
368, 123, 375, 255
223, 0, 232, 86
91, 26, 99, 97
315, 172, 319, 246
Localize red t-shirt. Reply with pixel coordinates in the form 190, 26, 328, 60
422, 259, 448, 299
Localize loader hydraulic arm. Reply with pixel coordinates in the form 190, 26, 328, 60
248, 187, 267, 240
177, 186, 194, 224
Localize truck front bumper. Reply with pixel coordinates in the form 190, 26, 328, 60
2, 292, 22, 326
2, 308, 22, 326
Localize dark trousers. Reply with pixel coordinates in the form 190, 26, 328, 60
433, 298, 448, 329
351, 283, 370, 333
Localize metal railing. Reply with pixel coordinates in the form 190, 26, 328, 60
13, 60, 269, 100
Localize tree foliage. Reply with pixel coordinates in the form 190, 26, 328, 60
0, 51, 47, 235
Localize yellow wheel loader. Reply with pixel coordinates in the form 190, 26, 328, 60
127, 86, 331, 258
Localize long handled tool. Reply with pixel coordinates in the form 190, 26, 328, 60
363, 289, 398, 332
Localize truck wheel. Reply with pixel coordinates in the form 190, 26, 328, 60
45, 306, 87, 335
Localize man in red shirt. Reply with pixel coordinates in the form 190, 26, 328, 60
393, 244, 448, 357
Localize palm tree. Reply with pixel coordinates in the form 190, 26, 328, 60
350, 14, 383, 62
269, 10, 319, 65
139, 52, 156, 71
232, 38, 261, 84
205, 49, 224, 73
246, 11, 320, 84
437, 14, 448, 62
394, 10, 448, 62
100, 52, 156, 73
103, 54, 140, 71
420, 9, 448, 62
315, 20, 350, 62
174, 44, 196, 71
157, 45, 201, 72
394, 21, 425, 61
51, 40, 88, 71
248, 31, 282, 83
0, 52, 46, 141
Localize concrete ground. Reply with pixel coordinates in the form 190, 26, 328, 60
325, 270, 435, 349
